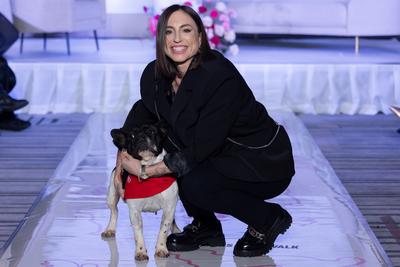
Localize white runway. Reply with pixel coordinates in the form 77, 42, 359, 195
0, 111, 391, 267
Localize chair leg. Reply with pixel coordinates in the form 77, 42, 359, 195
355, 36, 359, 54
93, 30, 99, 51
65, 32, 70, 55
19, 33, 24, 54
43, 33, 47, 51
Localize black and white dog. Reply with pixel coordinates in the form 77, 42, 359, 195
101, 123, 180, 261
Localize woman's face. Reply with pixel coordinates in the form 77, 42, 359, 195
164, 10, 201, 73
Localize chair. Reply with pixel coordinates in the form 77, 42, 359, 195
390, 106, 400, 134
11, 0, 106, 55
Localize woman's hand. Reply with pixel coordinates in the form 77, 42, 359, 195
120, 151, 173, 179
120, 151, 141, 177
114, 151, 124, 196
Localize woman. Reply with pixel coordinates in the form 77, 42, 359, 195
117, 4, 295, 257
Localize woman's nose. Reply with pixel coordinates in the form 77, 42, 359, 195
173, 32, 181, 42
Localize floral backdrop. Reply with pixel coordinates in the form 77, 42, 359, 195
144, 1, 239, 55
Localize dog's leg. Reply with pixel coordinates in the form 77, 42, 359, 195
155, 208, 174, 258
155, 183, 180, 258
171, 219, 181, 234
168, 183, 181, 235
101, 171, 120, 238
113, 170, 125, 198
127, 201, 149, 261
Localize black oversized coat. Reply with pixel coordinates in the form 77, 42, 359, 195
122, 51, 295, 182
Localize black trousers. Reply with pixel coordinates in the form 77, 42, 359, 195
0, 56, 16, 94
0, 56, 17, 119
178, 161, 292, 230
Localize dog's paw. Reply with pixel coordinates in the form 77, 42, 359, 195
155, 249, 170, 258
135, 252, 149, 261
101, 230, 115, 238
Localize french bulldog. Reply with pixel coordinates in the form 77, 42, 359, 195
101, 123, 180, 261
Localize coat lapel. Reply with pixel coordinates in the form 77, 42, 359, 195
170, 81, 192, 127
155, 66, 209, 128
154, 79, 172, 124
170, 66, 208, 127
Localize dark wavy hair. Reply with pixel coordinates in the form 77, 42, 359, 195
155, 4, 211, 80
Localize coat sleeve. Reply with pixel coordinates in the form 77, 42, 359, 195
121, 62, 158, 132
164, 75, 247, 177
121, 100, 158, 132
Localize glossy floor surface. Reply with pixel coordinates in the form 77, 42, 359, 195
0, 111, 392, 267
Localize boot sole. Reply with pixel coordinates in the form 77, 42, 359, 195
234, 210, 292, 257
167, 242, 199, 252
199, 235, 226, 247
167, 235, 226, 252
0, 102, 29, 112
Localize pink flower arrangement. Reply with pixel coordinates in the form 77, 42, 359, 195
143, 1, 239, 55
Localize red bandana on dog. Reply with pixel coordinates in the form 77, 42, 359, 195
124, 175, 176, 199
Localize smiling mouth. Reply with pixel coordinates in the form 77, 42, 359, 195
171, 46, 187, 53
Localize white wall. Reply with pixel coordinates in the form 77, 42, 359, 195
106, 0, 152, 14
0, 0, 13, 21
99, 0, 152, 37
100, 0, 199, 38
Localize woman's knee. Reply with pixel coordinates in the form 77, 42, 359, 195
179, 166, 219, 206
180, 174, 209, 200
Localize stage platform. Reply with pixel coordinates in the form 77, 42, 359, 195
1, 36, 399, 266
4, 37, 400, 115
0, 111, 393, 267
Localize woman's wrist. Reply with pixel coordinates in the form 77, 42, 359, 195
144, 161, 171, 178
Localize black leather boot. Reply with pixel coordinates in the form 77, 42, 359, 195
0, 88, 28, 112
0, 112, 31, 131
233, 206, 292, 257
167, 220, 226, 251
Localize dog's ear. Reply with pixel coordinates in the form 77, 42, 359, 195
110, 128, 128, 150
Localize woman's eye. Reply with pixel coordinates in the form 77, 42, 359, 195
183, 28, 192, 33
165, 30, 172, 35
